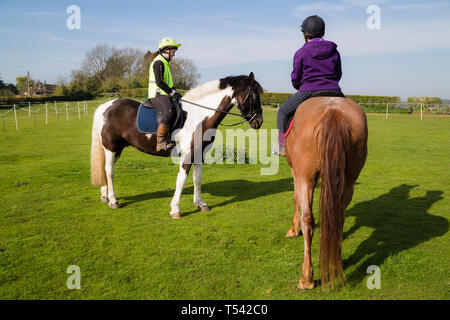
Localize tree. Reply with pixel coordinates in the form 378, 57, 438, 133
66, 44, 201, 96
104, 48, 127, 78
16, 75, 34, 94
171, 57, 200, 90
54, 75, 69, 96
7, 84, 19, 95
120, 47, 146, 78
81, 44, 112, 81
0, 79, 19, 96
407, 97, 442, 111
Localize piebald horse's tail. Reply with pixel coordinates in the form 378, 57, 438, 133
90, 120, 107, 187
316, 108, 352, 287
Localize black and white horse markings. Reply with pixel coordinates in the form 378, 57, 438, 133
90, 73, 263, 218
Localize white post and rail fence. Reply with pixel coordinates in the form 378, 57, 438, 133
1, 100, 449, 132
261, 100, 449, 119
0, 101, 89, 132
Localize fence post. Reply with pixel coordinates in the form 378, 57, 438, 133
385, 102, 389, 119
55, 101, 59, 121
13, 104, 18, 130
66, 102, 69, 122
29, 102, 31, 117
77, 102, 80, 119
46, 102, 48, 125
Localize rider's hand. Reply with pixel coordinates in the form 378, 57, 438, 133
171, 89, 182, 100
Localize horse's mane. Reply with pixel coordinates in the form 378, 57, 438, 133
182, 75, 264, 101
182, 80, 221, 101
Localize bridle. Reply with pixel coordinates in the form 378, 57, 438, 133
179, 84, 260, 127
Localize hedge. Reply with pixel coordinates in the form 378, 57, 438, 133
118, 88, 188, 99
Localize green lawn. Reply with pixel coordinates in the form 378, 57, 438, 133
0, 98, 449, 299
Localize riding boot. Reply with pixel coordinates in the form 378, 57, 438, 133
278, 131, 286, 156
156, 123, 175, 152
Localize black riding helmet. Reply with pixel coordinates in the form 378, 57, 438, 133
300, 15, 325, 38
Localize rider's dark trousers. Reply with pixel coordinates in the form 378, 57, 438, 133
149, 94, 175, 126
276, 89, 345, 132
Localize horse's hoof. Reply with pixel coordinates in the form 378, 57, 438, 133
297, 279, 315, 290
198, 205, 211, 212
109, 202, 120, 209
170, 212, 182, 219
101, 196, 108, 203
286, 229, 299, 238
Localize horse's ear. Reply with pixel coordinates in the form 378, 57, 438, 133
249, 72, 254, 83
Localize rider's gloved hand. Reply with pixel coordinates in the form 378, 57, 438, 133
170, 89, 182, 100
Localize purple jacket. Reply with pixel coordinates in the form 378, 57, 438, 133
291, 38, 342, 92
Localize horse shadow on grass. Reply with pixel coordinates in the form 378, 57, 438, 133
120, 177, 294, 214
343, 184, 448, 286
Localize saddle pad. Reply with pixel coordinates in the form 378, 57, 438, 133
137, 104, 158, 134
136, 103, 186, 134
285, 118, 294, 138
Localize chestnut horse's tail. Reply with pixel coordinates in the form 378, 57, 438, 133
316, 108, 352, 287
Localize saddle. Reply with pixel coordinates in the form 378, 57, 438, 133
285, 90, 345, 138
136, 99, 185, 135
309, 90, 345, 99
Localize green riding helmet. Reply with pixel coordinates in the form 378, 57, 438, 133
158, 37, 182, 51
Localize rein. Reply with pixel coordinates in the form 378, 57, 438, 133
179, 85, 258, 127
179, 98, 242, 117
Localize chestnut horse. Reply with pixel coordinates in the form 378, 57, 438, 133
90, 73, 263, 218
285, 97, 367, 289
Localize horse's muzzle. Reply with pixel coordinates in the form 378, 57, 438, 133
250, 115, 263, 129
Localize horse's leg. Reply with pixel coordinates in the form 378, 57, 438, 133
296, 178, 315, 290
100, 186, 108, 203
286, 171, 316, 238
104, 149, 119, 209
286, 170, 301, 237
193, 164, 210, 212
169, 163, 191, 219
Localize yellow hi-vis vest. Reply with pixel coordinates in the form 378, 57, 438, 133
148, 54, 173, 98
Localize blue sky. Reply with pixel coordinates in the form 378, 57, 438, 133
1, 0, 450, 99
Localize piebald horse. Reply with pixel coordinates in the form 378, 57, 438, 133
285, 97, 367, 289
90, 73, 263, 218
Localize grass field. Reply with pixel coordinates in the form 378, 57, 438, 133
0, 98, 449, 299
